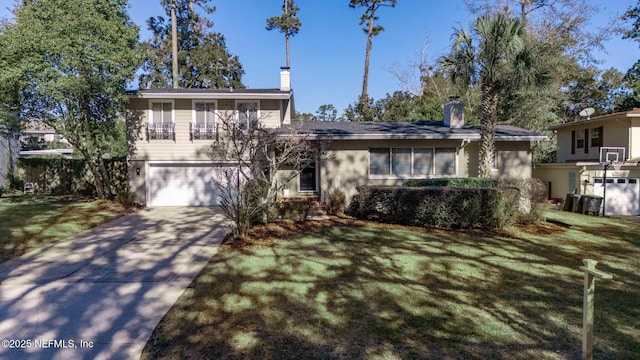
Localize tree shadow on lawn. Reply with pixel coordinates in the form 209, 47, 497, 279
0, 197, 127, 263
142, 218, 640, 360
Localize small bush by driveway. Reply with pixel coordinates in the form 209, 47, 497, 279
0, 195, 129, 263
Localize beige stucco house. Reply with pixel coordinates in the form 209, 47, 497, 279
534, 108, 640, 215
126, 69, 546, 206
279, 116, 546, 203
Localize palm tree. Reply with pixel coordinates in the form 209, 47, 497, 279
441, 14, 550, 177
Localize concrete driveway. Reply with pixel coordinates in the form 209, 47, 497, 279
0, 207, 228, 360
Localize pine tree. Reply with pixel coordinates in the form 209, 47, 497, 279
266, 0, 302, 68
139, 0, 244, 89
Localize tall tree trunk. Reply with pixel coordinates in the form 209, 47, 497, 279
171, 1, 179, 89
479, 84, 499, 178
285, 0, 290, 68
77, 143, 112, 199
361, 11, 375, 102
95, 147, 113, 199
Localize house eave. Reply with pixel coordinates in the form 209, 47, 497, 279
127, 91, 291, 101
494, 135, 549, 141
549, 111, 640, 130
294, 134, 481, 141
278, 133, 547, 141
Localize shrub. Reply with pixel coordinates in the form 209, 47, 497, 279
404, 177, 498, 188
347, 185, 519, 229
326, 189, 346, 215
268, 200, 313, 221
7, 172, 23, 191
498, 177, 548, 224
115, 190, 137, 207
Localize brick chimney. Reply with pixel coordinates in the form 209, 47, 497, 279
444, 98, 464, 128
280, 67, 291, 91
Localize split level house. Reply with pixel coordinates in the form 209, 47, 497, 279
126, 68, 547, 207
534, 108, 640, 215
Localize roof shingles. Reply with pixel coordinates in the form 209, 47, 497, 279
278, 121, 546, 141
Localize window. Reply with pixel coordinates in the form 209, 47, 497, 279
236, 101, 259, 128
576, 130, 584, 150
369, 148, 391, 175
369, 148, 456, 177
413, 148, 433, 176
434, 148, 456, 175
392, 148, 411, 176
591, 127, 602, 147
149, 101, 174, 140
192, 101, 216, 140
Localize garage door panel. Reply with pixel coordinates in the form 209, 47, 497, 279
593, 177, 640, 216
148, 165, 231, 206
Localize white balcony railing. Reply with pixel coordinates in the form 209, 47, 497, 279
190, 123, 218, 141
147, 122, 175, 141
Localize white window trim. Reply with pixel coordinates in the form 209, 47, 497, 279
234, 100, 261, 125
491, 151, 499, 172
148, 99, 175, 124
191, 100, 218, 126
368, 147, 458, 179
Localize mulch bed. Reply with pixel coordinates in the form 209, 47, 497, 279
221, 215, 566, 251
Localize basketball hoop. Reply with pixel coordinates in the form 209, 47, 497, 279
612, 161, 623, 171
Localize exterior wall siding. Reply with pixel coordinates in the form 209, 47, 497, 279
494, 141, 533, 178
556, 120, 630, 162
128, 98, 285, 162
128, 160, 147, 204
535, 163, 640, 199
631, 118, 640, 159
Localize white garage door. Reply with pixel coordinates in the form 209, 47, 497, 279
593, 178, 640, 215
148, 165, 232, 206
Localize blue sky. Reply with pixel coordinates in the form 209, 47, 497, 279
2, 0, 639, 114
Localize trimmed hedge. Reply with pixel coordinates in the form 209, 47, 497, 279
404, 177, 498, 188
346, 185, 519, 229
267, 200, 313, 221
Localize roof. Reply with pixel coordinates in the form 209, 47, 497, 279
127, 88, 292, 100
549, 108, 640, 130
22, 121, 57, 134
278, 121, 547, 141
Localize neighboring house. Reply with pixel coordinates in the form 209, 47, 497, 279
534, 108, 640, 215
126, 68, 546, 206
20, 121, 73, 157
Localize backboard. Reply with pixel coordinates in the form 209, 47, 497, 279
599, 147, 625, 164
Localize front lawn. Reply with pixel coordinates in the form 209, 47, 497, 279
0, 194, 129, 263
142, 210, 639, 359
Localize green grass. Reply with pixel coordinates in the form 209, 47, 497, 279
0, 194, 128, 263
142, 209, 640, 359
